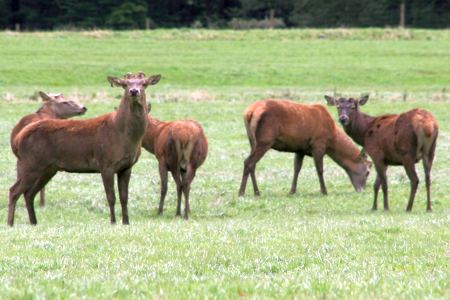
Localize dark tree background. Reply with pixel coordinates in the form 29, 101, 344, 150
2, 0, 450, 30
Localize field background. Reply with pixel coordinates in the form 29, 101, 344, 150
0, 29, 449, 299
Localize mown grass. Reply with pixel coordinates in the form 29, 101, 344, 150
1, 28, 450, 96
0, 29, 449, 299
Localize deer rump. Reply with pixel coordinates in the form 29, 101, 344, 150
244, 100, 335, 155
156, 121, 207, 172
364, 109, 438, 166
393, 109, 438, 163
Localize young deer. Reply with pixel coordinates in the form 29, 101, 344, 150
142, 111, 208, 220
10, 92, 87, 207
239, 99, 371, 197
8, 72, 161, 226
325, 95, 439, 212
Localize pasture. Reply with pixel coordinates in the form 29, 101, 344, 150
0, 29, 449, 299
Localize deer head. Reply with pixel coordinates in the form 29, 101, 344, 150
107, 72, 161, 105
325, 95, 369, 127
39, 91, 87, 118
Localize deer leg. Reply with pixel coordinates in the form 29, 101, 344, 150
372, 175, 381, 211
180, 169, 191, 214
247, 139, 258, 198
117, 167, 132, 225
423, 138, 437, 212
8, 179, 23, 227
181, 169, 191, 213
374, 162, 389, 211
181, 165, 196, 220
157, 163, 168, 215
422, 157, 432, 212
8, 165, 46, 226
39, 188, 46, 207
171, 168, 183, 216
239, 143, 271, 197
101, 170, 116, 224
23, 190, 37, 225
403, 158, 419, 212
290, 152, 305, 194
23, 170, 56, 225
239, 155, 252, 197
8, 162, 27, 226
312, 149, 327, 195
249, 169, 258, 197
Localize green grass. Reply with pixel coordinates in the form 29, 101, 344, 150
0, 29, 449, 299
1, 28, 450, 96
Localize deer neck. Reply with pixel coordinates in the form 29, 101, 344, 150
142, 115, 165, 154
114, 94, 148, 144
327, 127, 364, 175
344, 111, 375, 147
36, 104, 57, 119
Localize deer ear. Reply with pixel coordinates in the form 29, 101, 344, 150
107, 76, 125, 88
145, 74, 161, 86
324, 95, 336, 106
39, 91, 52, 102
359, 94, 369, 106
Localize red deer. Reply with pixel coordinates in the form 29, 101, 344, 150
239, 99, 371, 197
7, 72, 161, 226
325, 95, 439, 212
10, 92, 87, 207
142, 111, 208, 219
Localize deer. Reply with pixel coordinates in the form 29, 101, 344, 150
325, 95, 439, 212
10, 91, 87, 207
141, 107, 208, 220
7, 72, 161, 226
238, 99, 372, 197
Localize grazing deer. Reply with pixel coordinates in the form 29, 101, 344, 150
142, 110, 208, 219
238, 99, 371, 197
325, 95, 439, 212
10, 92, 87, 207
7, 72, 161, 226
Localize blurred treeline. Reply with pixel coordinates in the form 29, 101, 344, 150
2, 0, 450, 30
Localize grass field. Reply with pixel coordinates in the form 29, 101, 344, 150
0, 29, 449, 299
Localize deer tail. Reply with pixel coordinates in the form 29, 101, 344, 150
244, 108, 259, 150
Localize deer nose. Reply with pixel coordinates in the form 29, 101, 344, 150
82, 107, 87, 112
130, 89, 139, 96
339, 115, 349, 125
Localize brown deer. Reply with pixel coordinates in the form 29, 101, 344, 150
325, 95, 439, 212
238, 99, 371, 197
10, 92, 87, 207
142, 110, 208, 219
8, 72, 161, 226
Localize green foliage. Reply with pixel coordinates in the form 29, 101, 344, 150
289, 0, 400, 27
106, 1, 148, 29
2, 0, 450, 29
0, 1, 10, 28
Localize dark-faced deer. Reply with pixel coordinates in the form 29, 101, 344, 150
10, 92, 87, 207
239, 99, 371, 197
325, 95, 439, 212
8, 72, 161, 226
142, 111, 208, 219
